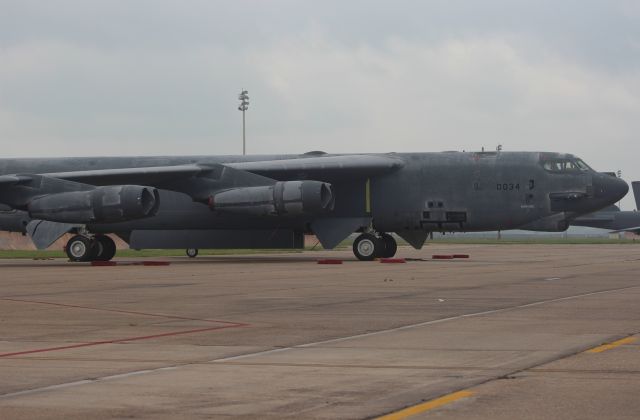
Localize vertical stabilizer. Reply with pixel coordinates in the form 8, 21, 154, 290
633, 181, 640, 210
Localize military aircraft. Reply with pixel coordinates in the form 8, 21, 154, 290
0, 151, 628, 261
571, 181, 640, 234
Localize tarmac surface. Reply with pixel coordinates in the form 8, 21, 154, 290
0, 244, 639, 419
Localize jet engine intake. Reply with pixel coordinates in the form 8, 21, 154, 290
210, 181, 334, 216
28, 185, 160, 223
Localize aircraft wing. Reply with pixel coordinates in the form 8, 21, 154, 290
0, 165, 221, 211
16, 154, 404, 186
0, 154, 403, 207
227, 154, 405, 180
41, 164, 210, 186
571, 213, 615, 224
610, 227, 640, 234
0, 175, 32, 186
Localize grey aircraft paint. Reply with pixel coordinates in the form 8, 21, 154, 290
571, 181, 640, 234
0, 151, 629, 261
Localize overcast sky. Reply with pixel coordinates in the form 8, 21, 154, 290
1, 1, 639, 207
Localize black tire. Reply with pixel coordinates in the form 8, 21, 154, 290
353, 233, 382, 261
380, 233, 398, 258
94, 235, 117, 261
186, 248, 199, 258
65, 235, 95, 262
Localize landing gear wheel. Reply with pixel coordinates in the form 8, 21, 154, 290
186, 248, 199, 258
353, 233, 382, 261
65, 235, 95, 262
380, 233, 398, 258
94, 235, 116, 261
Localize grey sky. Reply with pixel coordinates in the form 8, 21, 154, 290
1, 1, 639, 207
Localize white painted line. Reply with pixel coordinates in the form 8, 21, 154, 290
0, 367, 180, 400
1, 284, 638, 400
0, 380, 93, 399
216, 285, 639, 359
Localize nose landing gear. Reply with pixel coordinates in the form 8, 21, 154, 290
352, 232, 397, 261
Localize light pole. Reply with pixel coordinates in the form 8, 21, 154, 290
617, 170, 623, 209
238, 90, 249, 155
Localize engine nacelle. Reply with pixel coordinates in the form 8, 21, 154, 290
28, 185, 160, 223
209, 181, 334, 216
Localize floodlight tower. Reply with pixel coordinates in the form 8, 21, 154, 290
617, 170, 623, 209
238, 90, 249, 155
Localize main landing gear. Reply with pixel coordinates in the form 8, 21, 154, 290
352, 232, 397, 261
65, 234, 116, 262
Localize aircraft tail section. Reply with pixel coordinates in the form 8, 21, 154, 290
633, 182, 640, 210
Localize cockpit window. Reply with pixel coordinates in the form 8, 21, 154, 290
574, 159, 592, 170
543, 161, 561, 172
541, 157, 592, 173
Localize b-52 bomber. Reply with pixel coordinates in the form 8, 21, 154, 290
0, 151, 628, 261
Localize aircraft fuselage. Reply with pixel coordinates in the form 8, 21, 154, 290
0, 151, 629, 251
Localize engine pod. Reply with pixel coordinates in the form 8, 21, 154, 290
210, 181, 334, 216
28, 185, 160, 223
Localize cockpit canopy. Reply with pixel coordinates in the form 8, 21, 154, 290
540, 154, 593, 173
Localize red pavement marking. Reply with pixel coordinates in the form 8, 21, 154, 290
91, 261, 118, 266
89, 261, 171, 267
432, 255, 454, 260
453, 254, 470, 259
0, 324, 242, 358
317, 259, 343, 264
380, 258, 406, 263
1, 298, 242, 325
0, 298, 249, 358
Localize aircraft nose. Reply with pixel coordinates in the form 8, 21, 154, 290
594, 173, 629, 204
